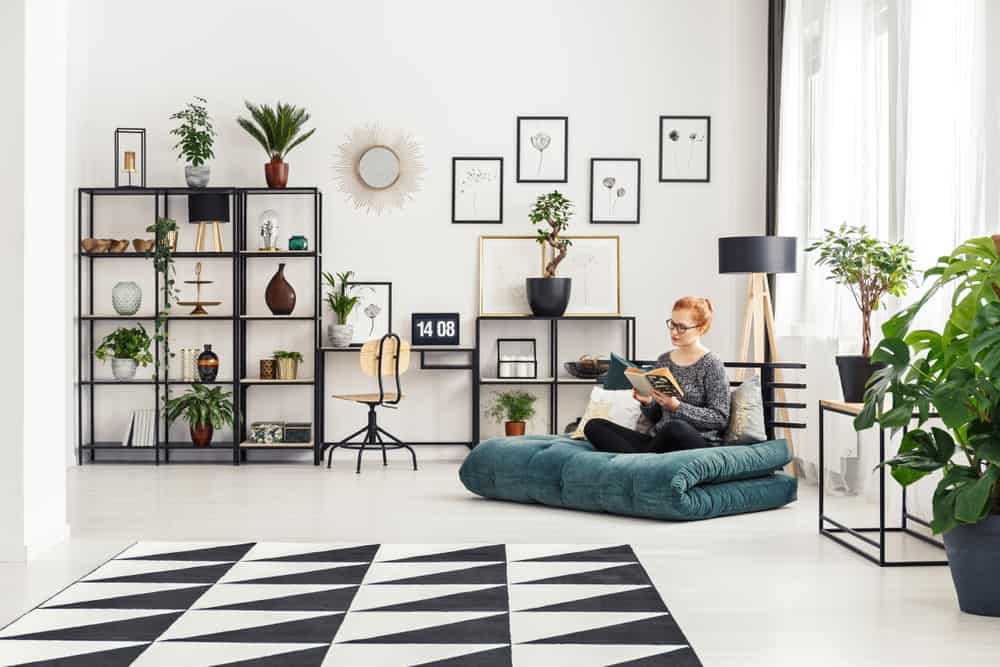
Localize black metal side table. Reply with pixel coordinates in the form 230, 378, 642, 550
818, 400, 948, 567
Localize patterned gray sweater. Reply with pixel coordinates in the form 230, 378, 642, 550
640, 351, 730, 441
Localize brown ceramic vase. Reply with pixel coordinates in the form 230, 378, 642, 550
265, 263, 296, 315
264, 158, 289, 188
190, 423, 214, 447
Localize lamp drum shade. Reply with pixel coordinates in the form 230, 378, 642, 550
188, 193, 231, 224
718, 235, 797, 274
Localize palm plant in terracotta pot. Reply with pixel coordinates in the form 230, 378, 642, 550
165, 384, 234, 447
486, 390, 537, 436
237, 101, 315, 188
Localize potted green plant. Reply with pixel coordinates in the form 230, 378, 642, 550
486, 390, 537, 436
527, 191, 574, 316
237, 101, 316, 188
856, 235, 1000, 615
144, 217, 180, 380
273, 350, 304, 380
806, 224, 914, 402
94, 325, 153, 381
164, 384, 234, 447
170, 96, 216, 187
323, 270, 360, 347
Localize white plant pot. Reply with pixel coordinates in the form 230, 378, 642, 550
328, 324, 354, 348
111, 358, 138, 381
185, 164, 211, 188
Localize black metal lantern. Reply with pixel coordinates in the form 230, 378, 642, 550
114, 128, 146, 188
497, 338, 537, 379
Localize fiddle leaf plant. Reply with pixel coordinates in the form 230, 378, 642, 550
164, 384, 234, 430
322, 270, 360, 325
529, 191, 574, 278
855, 235, 1000, 534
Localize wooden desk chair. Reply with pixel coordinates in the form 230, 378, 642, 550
326, 333, 418, 473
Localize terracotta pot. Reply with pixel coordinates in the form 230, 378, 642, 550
505, 421, 526, 436
265, 263, 296, 315
264, 158, 289, 188
190, 422, 214, 447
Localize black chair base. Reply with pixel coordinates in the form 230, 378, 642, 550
326, 403, 418, 474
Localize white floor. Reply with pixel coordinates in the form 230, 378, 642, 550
2, 458, 998, 667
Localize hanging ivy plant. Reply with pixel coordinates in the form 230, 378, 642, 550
143, 217, 180, 379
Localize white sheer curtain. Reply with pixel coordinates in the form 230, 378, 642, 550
776, 0, 1000, 505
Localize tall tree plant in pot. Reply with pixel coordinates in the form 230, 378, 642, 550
527, 191, 574, 316
237, 101, 316, 188
170, 96, 216, 187
856, 235, 1000, 615
807, 224, 914, 402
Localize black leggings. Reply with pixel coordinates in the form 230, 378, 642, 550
583, 418, 708, 454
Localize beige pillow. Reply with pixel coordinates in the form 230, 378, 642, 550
572, 387, 641, 439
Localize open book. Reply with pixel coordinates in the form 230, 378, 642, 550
624, 366, 684, 398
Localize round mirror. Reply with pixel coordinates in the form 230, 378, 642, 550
357, 146, 401, 190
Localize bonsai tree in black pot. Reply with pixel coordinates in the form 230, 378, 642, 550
856, 235, 1000, 615
527, 191, 574, 316
807, 224, 914, 401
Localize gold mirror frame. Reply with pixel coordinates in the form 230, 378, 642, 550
334, 125, 424, 215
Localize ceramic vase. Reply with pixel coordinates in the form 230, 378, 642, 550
112, 281, 142, 316
264, 158, 289, 188
288, 235, 308, 251
197, 344, 219, 382
185, 164, 210, 188
265, 263, 296, 315
328, 324, 353, 348
111, 358, 138, 381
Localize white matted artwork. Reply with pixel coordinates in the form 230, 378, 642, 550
658, 116, 710, 182
516, 116, 568, 183
452, 157, 503, 223
554, 236, 621, 315
479, 236, 543, 315
346, 282, 392, 345
590, 158, 641, 224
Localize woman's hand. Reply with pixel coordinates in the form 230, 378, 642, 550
632, 388, 654, 405
652, 391, 681, 412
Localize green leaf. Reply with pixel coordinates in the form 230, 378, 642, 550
955, 467, 999, 524
931, 483, 960, 534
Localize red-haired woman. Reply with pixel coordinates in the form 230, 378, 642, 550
584, 296, 730, 454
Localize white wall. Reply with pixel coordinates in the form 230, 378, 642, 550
67, 0, 768, 454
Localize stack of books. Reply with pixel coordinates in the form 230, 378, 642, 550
121, 409, 156, 447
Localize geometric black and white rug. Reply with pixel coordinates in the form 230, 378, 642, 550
0, 542, 702, 666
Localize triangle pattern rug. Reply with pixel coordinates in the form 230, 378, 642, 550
0, 542, 702, 666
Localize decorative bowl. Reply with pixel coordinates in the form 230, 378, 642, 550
110, 239, 130, 253
80, 238, 100, 253
91, 239, 112, 253
564, 361, 610, 381
132, 239, 154, 253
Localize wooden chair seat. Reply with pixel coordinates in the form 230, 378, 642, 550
333, 392, 401, 404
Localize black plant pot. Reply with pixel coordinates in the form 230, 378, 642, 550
835, 355, 882, 403
526, 277, 572, 317
943, 515, 1000, 615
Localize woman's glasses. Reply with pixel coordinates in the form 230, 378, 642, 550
666, 319, 700, 333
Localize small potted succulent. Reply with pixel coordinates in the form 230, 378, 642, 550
527, 191, 574, 316
94, 325, 153, 381
486, 390, 537, 436
165, 384, 234, 447
237, 101, 315, 188
323, 270, 360, 347
170, 96, 216, 187
273, 350, 304, 380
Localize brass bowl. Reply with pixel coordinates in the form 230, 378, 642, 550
132, 239, 154, 253
110, 239, 130, 253
91, 239, 112, 253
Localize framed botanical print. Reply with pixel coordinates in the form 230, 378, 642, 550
479, 236, 543, 316
452, 157, 503, 224
659, 115, 710, 182
551, 236, 621, 315
346, 282, 393, 346
590, 158, 641, 224
516, 116, 568, 183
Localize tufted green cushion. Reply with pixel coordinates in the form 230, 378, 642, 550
459, 434, 797, 521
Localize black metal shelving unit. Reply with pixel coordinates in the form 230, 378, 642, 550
473, 315, 636, 442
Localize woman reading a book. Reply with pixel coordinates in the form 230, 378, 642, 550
584, 296, 730, 453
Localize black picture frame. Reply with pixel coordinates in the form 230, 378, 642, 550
658, 115, 711, 183
496, 338, 538, 379
452, 157, 503, 224
589, 158, 641, 224
411, 312, 460, 346
346, 281, 393, 347
516, 116, 569, 183
114, 127, 146, 188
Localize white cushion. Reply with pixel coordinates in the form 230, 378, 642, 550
724, 375, 768, 444
571, 387, 641, 440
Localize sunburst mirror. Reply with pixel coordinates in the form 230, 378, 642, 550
334, 125, 424, 215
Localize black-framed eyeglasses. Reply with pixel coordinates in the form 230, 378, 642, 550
666, 319, 699, 333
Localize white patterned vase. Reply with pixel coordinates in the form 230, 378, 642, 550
112, 281, 142, 316
111, 358, 138, 381
328, 324, 353, 348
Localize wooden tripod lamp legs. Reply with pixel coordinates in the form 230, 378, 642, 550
194, 223, 224, 252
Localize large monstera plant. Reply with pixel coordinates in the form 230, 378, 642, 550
855, 236, 1000, 534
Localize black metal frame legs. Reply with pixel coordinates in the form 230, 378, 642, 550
325, 403, 418, 474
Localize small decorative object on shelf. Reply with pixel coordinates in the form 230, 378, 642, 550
250, 421, 284, 444
94, 325, 153, 381
111, 281, 142, 316
273, 350, 303, 380
170, 96, 216, 188
411, 312, 460, 346
131, 238, 154, 253
177, 262, 221, 315
288, 234, 308, 251
323, 270, 357, 346
486, 390, 537, 436
114, 128, 145, 188
258, 209, 280, 250
237, 101, 316, 188
527, 191, 574, 316
165, 384, 233, 448
497, 339, 537, 379
265, 263, 296, 315
197, 344, 219, 382
188, 192, 230, 252
283, 422, 311, 443
259, 358, 277, 380
564, 354, 610, 380
180, 348, 199, 382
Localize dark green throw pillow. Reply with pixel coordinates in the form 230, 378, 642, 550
604, 352, 640, 390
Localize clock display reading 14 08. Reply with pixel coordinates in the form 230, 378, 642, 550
411, 313, 460, 346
